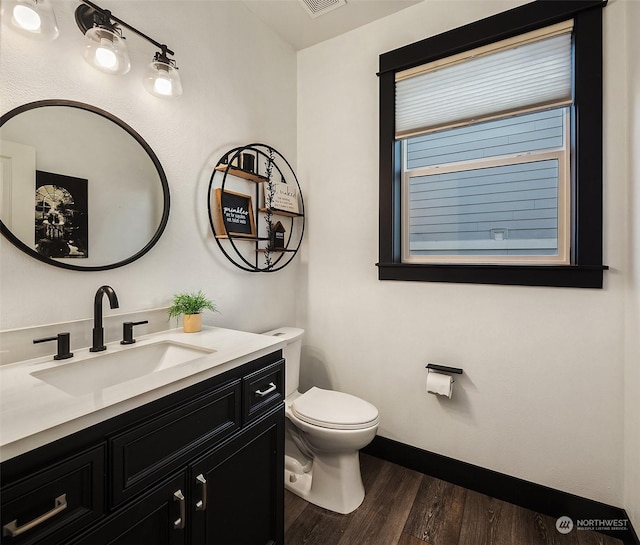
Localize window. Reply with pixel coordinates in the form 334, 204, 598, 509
377, 0, 607, 288
404, 109, 570, 264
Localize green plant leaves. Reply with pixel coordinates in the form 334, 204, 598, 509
167, 290, 217, 318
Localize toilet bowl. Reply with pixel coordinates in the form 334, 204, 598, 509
263, 327, 379, 514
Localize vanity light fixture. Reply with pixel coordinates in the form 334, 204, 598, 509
78, 5, 130, 75
4, 0, 59, 40
143, 48, 183, 98
75, 0, 182, 97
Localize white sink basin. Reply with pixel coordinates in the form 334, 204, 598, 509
31, 341, 216, 396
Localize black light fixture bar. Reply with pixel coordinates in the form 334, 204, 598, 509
78, 0, 175, 56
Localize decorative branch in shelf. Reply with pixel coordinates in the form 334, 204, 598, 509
263, 147, 276, 270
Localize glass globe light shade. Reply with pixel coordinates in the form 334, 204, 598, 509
6, 0, 59, 40
13, 4, 40, 30
143, 59, 183, 98
83, 26, 130, 75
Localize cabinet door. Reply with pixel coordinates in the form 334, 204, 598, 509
190, 407, 284, 545
71, 474, 187, 545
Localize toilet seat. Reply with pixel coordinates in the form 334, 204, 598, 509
291, 387, 379, 430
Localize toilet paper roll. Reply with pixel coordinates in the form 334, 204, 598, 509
426, 371, 453, 398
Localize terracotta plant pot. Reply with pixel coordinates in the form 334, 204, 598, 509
182, 313, 202, 333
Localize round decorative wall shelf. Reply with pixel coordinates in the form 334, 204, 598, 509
207, 144, 305, 272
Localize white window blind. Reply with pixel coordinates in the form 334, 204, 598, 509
395, 20, 574, 139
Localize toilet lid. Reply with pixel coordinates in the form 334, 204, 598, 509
291, 387, 379, 430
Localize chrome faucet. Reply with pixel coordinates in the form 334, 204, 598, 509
90, 285, 119, 352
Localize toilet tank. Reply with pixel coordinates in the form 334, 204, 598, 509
262, 327, 304, 397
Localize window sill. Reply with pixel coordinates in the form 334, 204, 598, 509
376, 263, 607, 288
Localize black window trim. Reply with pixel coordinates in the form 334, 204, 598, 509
377, 0, 608, 288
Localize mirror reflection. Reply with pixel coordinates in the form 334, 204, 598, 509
0, 100, 169, 270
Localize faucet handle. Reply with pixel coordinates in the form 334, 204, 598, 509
33, 332, 73, 360
121, 321, 149, 345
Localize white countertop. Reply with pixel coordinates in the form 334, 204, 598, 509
0, 326, 286, 462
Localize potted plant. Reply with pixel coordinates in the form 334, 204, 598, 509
168, 290, 218, 333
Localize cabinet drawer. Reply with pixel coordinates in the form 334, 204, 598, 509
242, 359, 284, 424
110, 380, 241, 507
1, 446, 104, 545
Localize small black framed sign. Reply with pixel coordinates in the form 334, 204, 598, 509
214, 188, 256, 237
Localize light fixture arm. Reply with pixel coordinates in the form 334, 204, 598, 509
79, 0, 175, 57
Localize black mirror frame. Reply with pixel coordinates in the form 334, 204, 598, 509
0, 99, 170, 271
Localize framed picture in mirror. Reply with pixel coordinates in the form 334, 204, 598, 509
34, 171, 89, 259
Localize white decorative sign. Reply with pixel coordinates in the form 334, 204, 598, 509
266, 182, 299, 214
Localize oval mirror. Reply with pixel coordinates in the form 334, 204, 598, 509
0, 100, 170, 271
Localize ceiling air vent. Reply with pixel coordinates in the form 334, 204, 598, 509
298, 0, 347, 18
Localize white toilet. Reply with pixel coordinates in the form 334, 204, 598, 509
263, 327, 379, 514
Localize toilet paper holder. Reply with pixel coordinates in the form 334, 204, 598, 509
425, 363, 463, 379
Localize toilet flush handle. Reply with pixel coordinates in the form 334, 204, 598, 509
255, 382, 277, 398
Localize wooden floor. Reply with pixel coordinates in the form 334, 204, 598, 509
285, 453, 623, 545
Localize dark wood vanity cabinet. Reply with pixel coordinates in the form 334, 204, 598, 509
0, 351, 285, 545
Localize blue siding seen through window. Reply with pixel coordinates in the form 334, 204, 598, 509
406, 109, 565, 257
406, 109, 564, 169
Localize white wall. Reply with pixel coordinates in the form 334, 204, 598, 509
624, 0, 640, 531
297, 0, 631, 508
0, 1, 300, 335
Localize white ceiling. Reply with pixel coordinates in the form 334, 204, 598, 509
241, 0, 423, 51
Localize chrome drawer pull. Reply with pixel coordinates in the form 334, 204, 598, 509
173, 490, 185, 530
3, 494, 67, 537
255, 382, 277, 398
195, 474, 207, 511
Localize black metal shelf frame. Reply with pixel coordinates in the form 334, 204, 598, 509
207, 144, 305, 272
